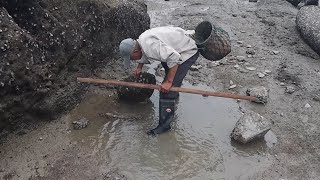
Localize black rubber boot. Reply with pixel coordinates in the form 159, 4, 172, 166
147, 99, 175, 136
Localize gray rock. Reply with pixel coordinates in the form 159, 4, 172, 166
285, 86, 296, 94
246, 86, 269, 104
296, 6, 320, 55
190, 65, 202, 71
313, 94, 320, 101
72, 118, 89, 130
245, 66, 256, 71
231, 111, 272, 144
258, 72, 265, 78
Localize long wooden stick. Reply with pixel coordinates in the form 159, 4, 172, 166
77, 77, 258, 101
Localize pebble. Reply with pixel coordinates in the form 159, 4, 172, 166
247, 55, 253, 58
258, 72, 265, 78
208, 61, 219, 67
239, 68, 249, 73
236, 56, 246, 62
237, 41, 243, 44
190, 65, 202, 71
264, 70, 271, 74
245, 66, 256, 71
39, 137, 43, 140
234, 64, 240, 69
272, 50, 280, 55
285, 86, 295, 94
246, 45, 252, 48
304, 103, 311, 108
280, 82, 285, 86
246, 50, 255, 55
230, 80, 234, 85
229, 85, 237, 89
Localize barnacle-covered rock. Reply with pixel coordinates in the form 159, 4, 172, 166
117, 72, 156, 102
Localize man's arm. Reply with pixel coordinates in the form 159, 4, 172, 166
160, 64, 178, 92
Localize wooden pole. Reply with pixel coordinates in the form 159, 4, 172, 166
77, 77, 258, 101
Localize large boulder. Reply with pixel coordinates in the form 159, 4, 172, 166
0, 0, 150, 131
296, 6, 320, 55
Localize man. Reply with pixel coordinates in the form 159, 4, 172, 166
119, 26, 199, 135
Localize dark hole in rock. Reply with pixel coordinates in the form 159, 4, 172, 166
117, 72, 156, 102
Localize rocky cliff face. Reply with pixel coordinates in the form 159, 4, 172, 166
0, 0, 150, 131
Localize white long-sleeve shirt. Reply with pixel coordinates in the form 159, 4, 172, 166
136, 26, 198, 68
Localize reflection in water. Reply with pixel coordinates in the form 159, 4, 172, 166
66, 83, 274, 179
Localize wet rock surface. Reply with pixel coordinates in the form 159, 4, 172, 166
0, 0, 150, 131
72, 117, 89, 130
231, 111, 272, 144
117, 72, 156, 102
296, 6, 320, 56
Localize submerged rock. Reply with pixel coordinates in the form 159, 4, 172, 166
72, 118, 89, 130
117, 72, 156, 102
231, 111, 272, 144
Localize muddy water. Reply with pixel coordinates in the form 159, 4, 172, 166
66, 78, 274, 179
63, 0, 277, 179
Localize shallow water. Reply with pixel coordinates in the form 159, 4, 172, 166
65, 0, 277, 178
66, 80, 275, 179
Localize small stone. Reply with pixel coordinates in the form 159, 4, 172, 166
246, 86, 269, 103
285, 86, 295, 94
72, 118, 89, 130
240, 30, 246, 33
190, 65, 202, 71
247, 45, 252, 48
239, 68, 249, 73
208, 61, 219, 67
258, 72, 265, 78
237, 41, 243, 44
264, 70, 271, 74
236, 56, 246, 62
39, 137, 43, 140
229, 85, 237, 89
272, 50, 280, 55
245, 66, 256, 71
280, 82, 285, 86
280, 113, 284, 117
230, 80, 234, 85
313, 95, 320, 102
304, 103, 311, 108
246, 50, 255, 55
232, 14, 238, 17
234, 64, 240, 69
247, 55, 253, 58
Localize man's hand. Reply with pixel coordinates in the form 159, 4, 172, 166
134, 63, 144, 79
134, 68, 142, 79
160, 81, 173, 93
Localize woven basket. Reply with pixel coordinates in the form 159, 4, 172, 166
194, 21, 231, 61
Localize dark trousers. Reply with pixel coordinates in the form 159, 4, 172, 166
160, 52, 199, 99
